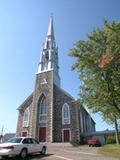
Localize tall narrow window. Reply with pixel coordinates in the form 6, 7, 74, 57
23, 108, 29, 127
62, 103, 70, 124
39, 95, 47, 123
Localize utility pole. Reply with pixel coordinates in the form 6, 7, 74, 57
0, 125, 4, 143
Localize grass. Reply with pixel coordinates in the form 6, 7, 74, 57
99, 144, 120, 158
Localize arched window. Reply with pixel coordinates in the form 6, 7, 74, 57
62, 103, 70, 124
39, 95, 47, 122
23, 108, 29, 127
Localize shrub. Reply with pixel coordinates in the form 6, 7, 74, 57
105, 133, 120, 144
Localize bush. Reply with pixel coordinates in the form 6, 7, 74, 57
105, 133, 120, 144
106, 135, 116, 144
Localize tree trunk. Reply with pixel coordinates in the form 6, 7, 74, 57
114, 118, 120, 144
103, 72, 120, 114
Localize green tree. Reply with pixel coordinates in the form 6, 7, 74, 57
69, 20, 120, 144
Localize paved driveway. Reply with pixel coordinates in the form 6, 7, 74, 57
0, 143, 119, 160
43, 143, 120, 160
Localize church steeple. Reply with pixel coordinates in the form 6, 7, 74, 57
37, 16, 60, 87
47, 16, 54, 38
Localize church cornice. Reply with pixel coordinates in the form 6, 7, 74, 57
36, 68, 53, 74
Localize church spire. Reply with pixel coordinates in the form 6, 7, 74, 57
47, 16, 54, 38
37, 17, 61, 87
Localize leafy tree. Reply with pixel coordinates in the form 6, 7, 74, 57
69, 20, 120, 144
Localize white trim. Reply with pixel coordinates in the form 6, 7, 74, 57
36, 68, 53, 74
62, 103, 70, 125
40, 78, 47, 85
62, 128, 71, 142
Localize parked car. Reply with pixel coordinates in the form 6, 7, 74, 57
0, 137, 47, 158
88, 139, 101, 147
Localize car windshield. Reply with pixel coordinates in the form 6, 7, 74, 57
7, 137, 22, 143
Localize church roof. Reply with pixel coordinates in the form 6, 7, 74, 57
17, 92, 33, 111
54, 84, 75, 100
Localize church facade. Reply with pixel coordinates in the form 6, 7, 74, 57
16, 17, 95, 143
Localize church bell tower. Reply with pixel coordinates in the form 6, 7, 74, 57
30, 16, 60, 142
37, 16, 60, 87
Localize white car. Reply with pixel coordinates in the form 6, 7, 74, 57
0, 137, 47, 158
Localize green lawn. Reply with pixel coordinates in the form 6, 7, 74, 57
99, 144, 120, 158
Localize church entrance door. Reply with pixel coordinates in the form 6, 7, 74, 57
63, 129, 70, 142
22, 131, 27, 137
39, 127, 46, 142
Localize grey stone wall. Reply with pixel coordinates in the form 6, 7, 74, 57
78, 106, 96, 135
30, 70, 53, 142
16, 110, 23, 136
16, 100, 33, 137
53, 84, 80, 142
70, 101, 80, 142
16, 70, 95, 143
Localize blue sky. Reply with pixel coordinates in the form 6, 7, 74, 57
0, 0, 120, 134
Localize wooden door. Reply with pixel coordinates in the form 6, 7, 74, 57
22, 131, 27, 137
39, 127, 46, 142
63, 130, 70, 142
